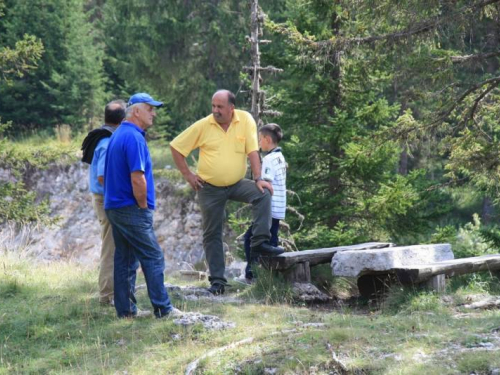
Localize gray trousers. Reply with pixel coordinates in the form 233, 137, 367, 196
198, 179, 272, 285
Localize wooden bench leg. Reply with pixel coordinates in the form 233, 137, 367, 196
284, 261, 311, 283
424, 274, 446, 293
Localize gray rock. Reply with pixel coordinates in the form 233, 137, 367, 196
292, 282, 331, 302
173, 312, 236, 330
225, 260, 246, 279
0, 162, 226, 272
331, 244, 454, 277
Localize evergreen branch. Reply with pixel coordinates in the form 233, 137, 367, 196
468, 83, 498, 126
437, 76, 500, 125
423, 177, 469, 192
384, 76, 500, 143
450, 51, 500, 64
270, 0, 500, 52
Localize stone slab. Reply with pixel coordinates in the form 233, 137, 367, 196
331, 243, 454, 278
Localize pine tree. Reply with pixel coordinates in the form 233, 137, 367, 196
0, 0, 105, 131
101, 0, 249, 133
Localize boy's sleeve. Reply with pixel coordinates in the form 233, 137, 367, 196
170, 120, 204, 157
261, 156, 275, 182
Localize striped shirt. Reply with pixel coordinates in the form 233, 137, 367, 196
262, 147, 287, 219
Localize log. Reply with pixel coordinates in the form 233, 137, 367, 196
395, 254, 500, 284
262, 242, 394, 271
463, 298, 500, 310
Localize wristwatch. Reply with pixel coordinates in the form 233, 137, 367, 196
254, 177, 263, 183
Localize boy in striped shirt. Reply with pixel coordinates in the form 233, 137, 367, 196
243, 123, 287, 282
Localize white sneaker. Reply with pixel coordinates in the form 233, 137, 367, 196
167, 307, 184, 318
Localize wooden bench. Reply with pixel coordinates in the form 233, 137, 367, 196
395, 254, 500, 287
259, 242, 394, 283
357, 254, 500, 297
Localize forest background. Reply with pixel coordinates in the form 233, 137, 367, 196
2, 0, 500, 255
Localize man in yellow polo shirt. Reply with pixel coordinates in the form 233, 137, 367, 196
170, 90, 284, 295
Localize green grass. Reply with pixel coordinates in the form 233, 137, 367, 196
2, 252, 500, 374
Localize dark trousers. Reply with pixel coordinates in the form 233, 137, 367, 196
197, 179, 272, 285
244, 218, 280, 279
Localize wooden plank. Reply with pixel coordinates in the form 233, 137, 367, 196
262, 242, 394, 270
395, 254, 500, 284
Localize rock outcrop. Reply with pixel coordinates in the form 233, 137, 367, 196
0, 162, 212, 271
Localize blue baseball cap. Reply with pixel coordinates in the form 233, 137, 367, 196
127, 93, 163, 107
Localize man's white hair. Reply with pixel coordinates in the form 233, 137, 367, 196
125, 103, 146, 119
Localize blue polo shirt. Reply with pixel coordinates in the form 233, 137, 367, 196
104, 121, 156, 210
89, 124, 120, 195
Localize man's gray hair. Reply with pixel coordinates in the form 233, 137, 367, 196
125, 103, 142, 119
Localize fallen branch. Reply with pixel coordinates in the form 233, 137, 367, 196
185, 337, 254, 375
326, 342, 349, 373
463, 298, 500, 310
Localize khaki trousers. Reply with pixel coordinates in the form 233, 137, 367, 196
92, 193, 115, 302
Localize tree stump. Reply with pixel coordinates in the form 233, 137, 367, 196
284, 261, 311, 283
424, 274, 446, 293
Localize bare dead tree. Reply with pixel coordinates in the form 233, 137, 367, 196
244, 0, 283, 128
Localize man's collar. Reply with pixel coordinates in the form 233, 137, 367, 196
122, 121, 146, 135
102, 124, 119, 133
209, 110, 240, 126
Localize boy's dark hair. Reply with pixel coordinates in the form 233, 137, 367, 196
105, 100, 126, 125
259, 123, 283, 144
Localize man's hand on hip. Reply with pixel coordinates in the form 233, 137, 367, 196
185, 171, 205, 191
256, 180, 273, 195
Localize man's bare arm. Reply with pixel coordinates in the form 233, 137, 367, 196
170, 145, 204, 190
131, 171, 147, 208
248, 150, 273, 194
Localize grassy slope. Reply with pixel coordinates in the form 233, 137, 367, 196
1, 252, 500, 374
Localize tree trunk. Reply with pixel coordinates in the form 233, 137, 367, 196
250, 0, 262, 127
327, 12, 343, 228
399, 146, 408, 175
481, 195, 495, 225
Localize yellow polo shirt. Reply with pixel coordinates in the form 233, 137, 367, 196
170, 110, 258, 187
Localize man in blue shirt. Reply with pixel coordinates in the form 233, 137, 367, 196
104, 93, 179, 319
83, 100, 126, 306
